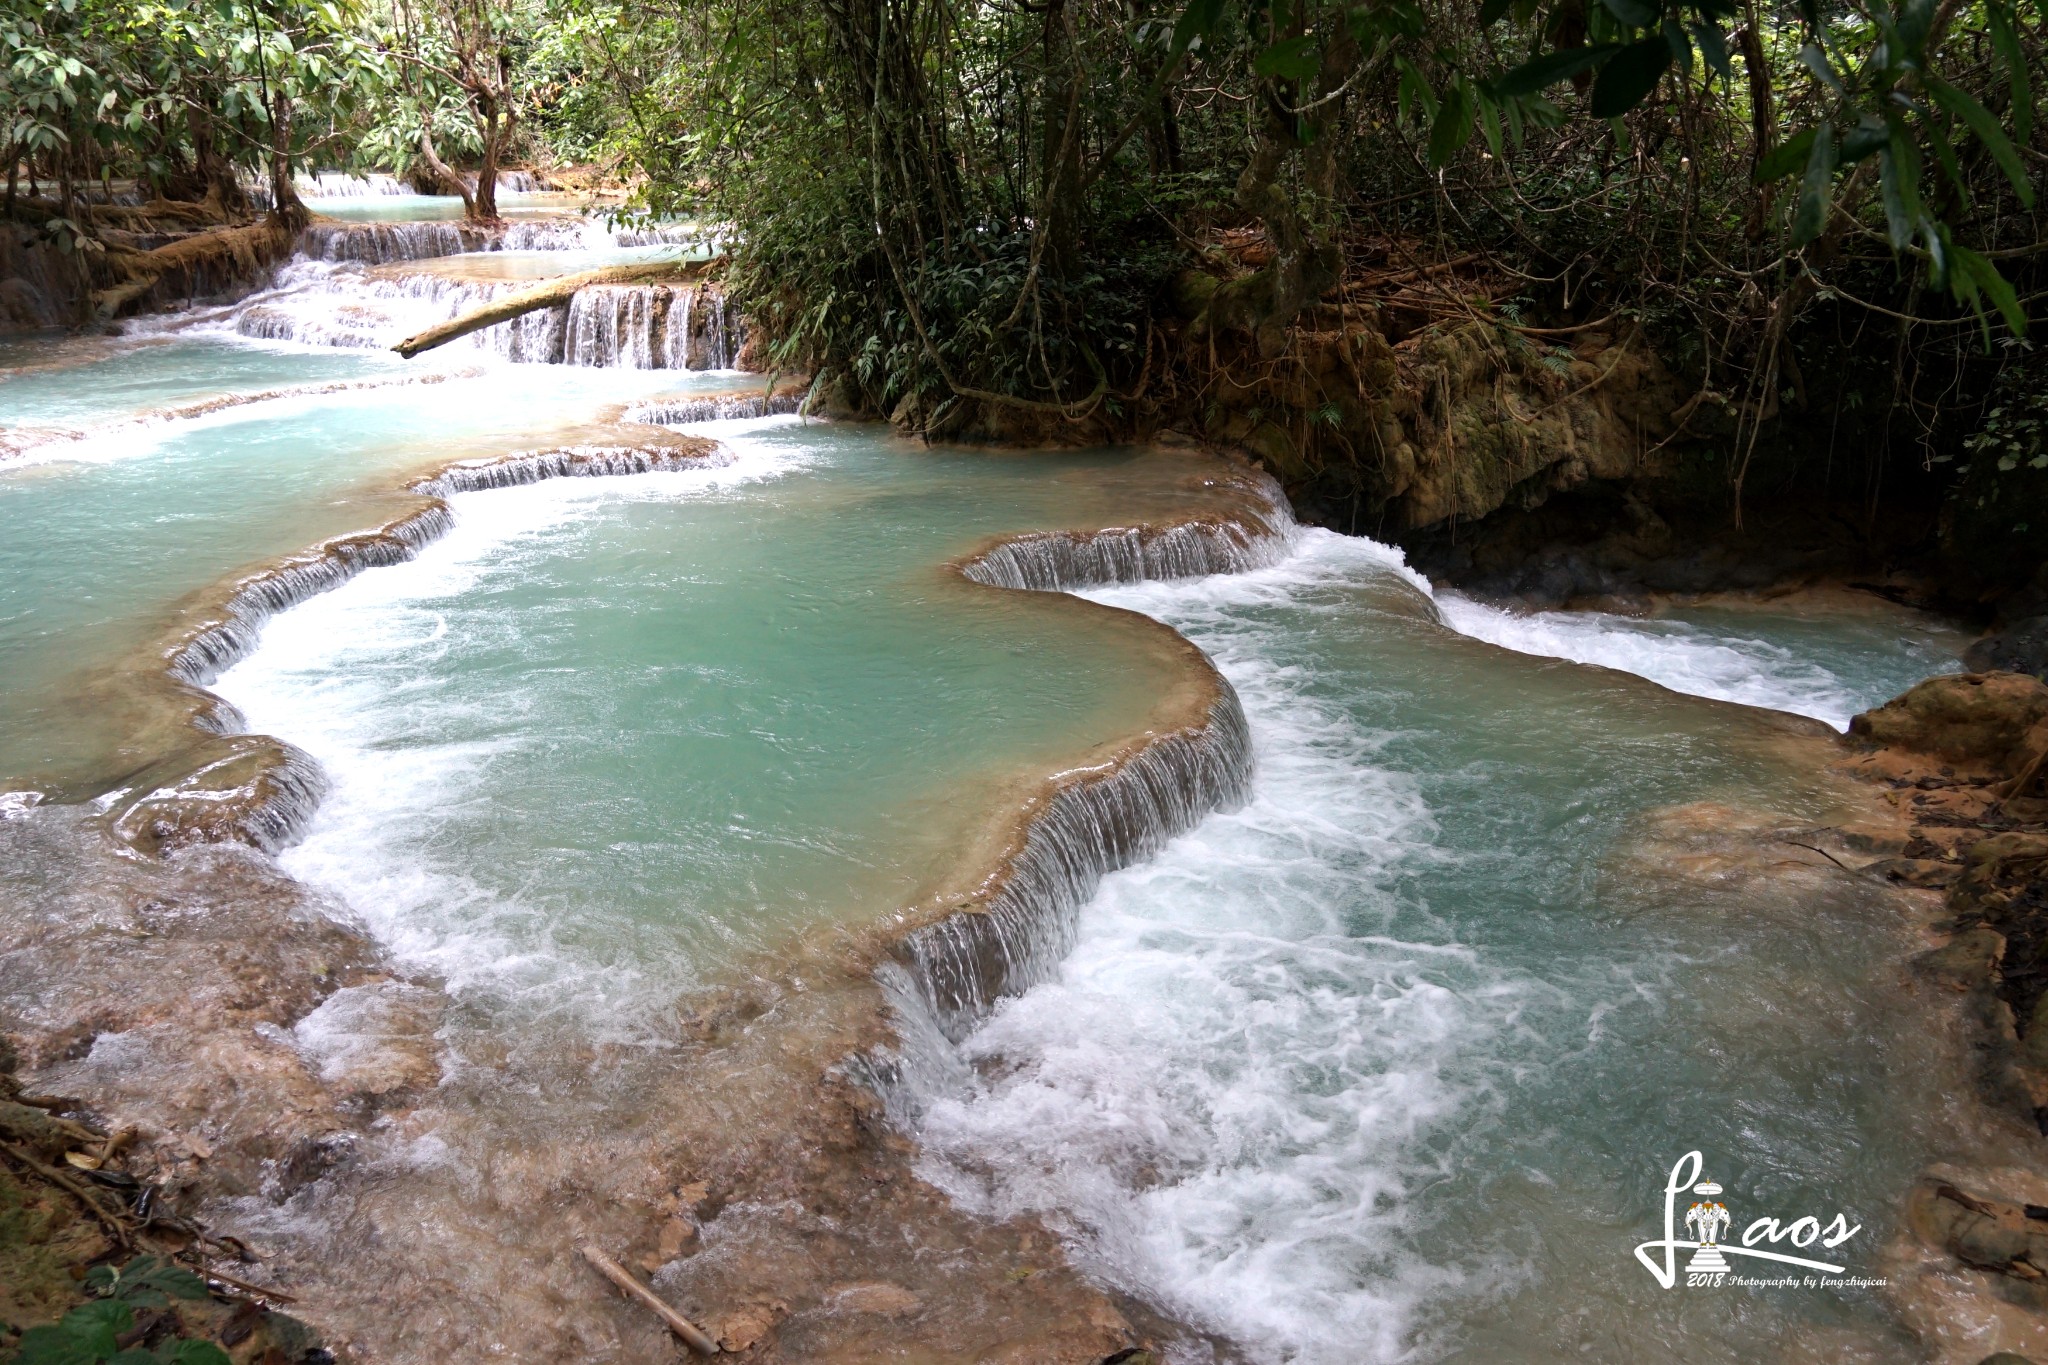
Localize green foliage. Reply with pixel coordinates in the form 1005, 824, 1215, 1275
9, 1257, 227, 1365
1965, 351, 2048, 474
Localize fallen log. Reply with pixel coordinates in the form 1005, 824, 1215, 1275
391, 261, 708, 359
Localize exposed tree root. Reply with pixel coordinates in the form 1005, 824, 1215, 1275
89, 217, 297, 320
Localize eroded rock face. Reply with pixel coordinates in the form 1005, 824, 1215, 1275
1848, 672, 2048, 774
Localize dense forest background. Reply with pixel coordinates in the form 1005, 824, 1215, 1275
5, 0, 2046, 619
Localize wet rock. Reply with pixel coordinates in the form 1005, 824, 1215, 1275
1968, 617, 2048, 680
289, 980, 443, 1110
825, 1281, 922, 1317
2022, 996, 2048, 1070
1910, 1181, 2048, 1306
712, 1297, 788, 1353
1872, 857, 1962, 888
1919, 928, 2008, 989
1848, 673, 2048, 774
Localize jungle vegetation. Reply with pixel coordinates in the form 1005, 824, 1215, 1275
4, 0, 2045, 573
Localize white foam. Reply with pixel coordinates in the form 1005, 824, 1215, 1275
904, 526, 1962, 1360
909, 533, 1528, 1362
1435, 593, 1892, 730
212, 433, 807, 1028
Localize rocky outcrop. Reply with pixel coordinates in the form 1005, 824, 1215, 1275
1844, 673, 2048, 1356
1849, 674, 2048, 776
1191, 314, 1689, 537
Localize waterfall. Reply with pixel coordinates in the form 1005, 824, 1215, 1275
962, 520, 1291, 591
418, 443, 733, 495
562, 286, 659, 369
299, 218, 643, 263
170, 504, 459, 690
875, 478, 1296, 1043
219, 262, 741, 371
296, 171, 411, 199
895, 688, 1256, 1039
662, 291, 693, 370
498, 219, 611, 251
625, 393, 802, 425
612, 224, 705, 248
299, 222, 481, 265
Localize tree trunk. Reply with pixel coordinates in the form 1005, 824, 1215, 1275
1192, 30, 1359, 357
191, 119, 249, 219
266, 97, 308, 231
473, 95, 502, 222
419, 126, 477, 217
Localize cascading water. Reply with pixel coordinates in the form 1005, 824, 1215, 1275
175, 258, 741, 370
889, 524, 1975, 1364
296, 171, 411, 198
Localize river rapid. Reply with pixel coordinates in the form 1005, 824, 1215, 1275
0, 189, 2010, 1363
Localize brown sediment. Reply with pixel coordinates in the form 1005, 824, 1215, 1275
3, 428, 1293, 1361
0, 367, 486, 465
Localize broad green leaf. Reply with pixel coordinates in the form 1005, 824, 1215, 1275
1661, 17, 1692, 74
13, 1324, 101, 1365
1923, 214, 1950, 287
1166, 0, 1224, 60
1839, 115, 1888, 163
1926, 117, 1970, 203
1589, 36, 1669, 116
1756, 125, 1817, 182
1953, 243, 2027, 337
1428, 81, 1474, 164
1790, 122, 1836, 245
1985, 0, 2032, 141
1796, 43, 1842, 95
1877, 127, 1923, 249
1254, 35, 1320, 81
1479, 0, 1513, 27
1491, 43, 1617, 98
1894, 0, 1935, 56
160, 1340, 234, 1365
1477, 89, 1505, 156
1599, 0, 1659, 27
1690, 19, 1731, 80
1396, 55, 1438, 123
135, 1263, 211, 1302
1924, 76, 2035, 208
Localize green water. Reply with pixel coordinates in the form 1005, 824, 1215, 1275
0, 359, 750, 792
0, 334, 396, 432
211, 425, 1214, 1006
